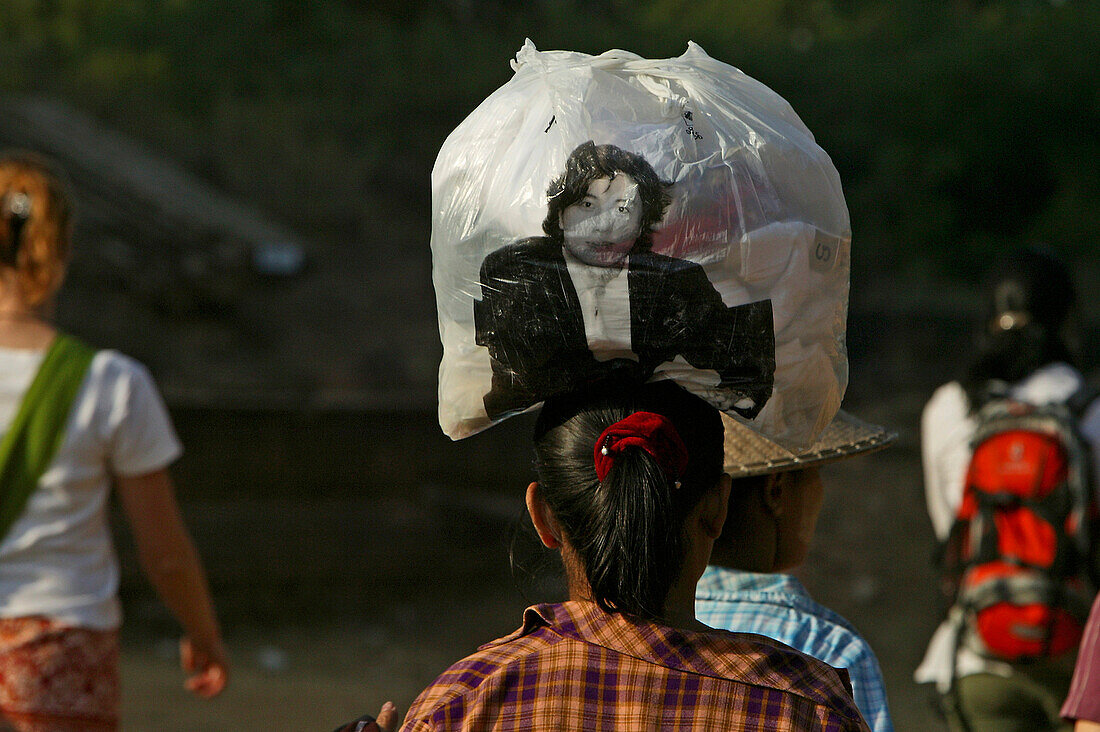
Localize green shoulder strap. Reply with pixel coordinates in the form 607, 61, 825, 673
0, 333, 96, 542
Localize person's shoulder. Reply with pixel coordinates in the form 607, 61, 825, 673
691, 630, 869, 730
402, 626, 563, 728
926, 380, 966, 407
74, 349, 170, 421
1016, 361, 1095, 402
791, 592, 862, 635
697, 574, 877, 670
696, 627, 864, 720
1012, 362, 1087, 406
629, 250, 702, 274
798, 604, 883, 668
85, 348, 154, 385
483, 237, 557, 267
923, 381, 968, 421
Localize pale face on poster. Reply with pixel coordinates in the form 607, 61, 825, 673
559, 174, 643, 268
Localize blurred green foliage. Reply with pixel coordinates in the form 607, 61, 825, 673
1, 0, 1097, 281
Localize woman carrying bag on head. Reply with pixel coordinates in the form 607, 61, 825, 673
350, 381, 869, 731
0, 153, 227, 730
338, 42, 875, 731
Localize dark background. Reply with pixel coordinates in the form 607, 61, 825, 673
2, 1, 1099, 728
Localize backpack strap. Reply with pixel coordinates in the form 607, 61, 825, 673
0, 334, 96, 543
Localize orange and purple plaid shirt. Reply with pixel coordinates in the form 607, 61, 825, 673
401, 600, 870, 731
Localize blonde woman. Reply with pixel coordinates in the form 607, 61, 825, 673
0, 152, 227, 730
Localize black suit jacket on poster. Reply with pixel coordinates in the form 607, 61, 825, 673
473, 237, 775, 420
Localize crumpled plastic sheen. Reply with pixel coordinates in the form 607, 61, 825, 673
432, 40, 851, 448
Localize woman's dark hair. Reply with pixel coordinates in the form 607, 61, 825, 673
542, 141, 672, 253
962, 246, 1078, 408
532, 380, 723, 620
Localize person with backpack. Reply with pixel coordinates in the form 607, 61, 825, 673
0, 153, 228, 729
915, 247, 1100, 731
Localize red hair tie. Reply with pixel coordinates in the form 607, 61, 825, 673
593, 411, 689, 485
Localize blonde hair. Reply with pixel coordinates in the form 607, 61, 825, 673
0, 152, 73, 307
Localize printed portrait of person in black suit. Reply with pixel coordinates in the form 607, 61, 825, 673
474, 141, 775, 420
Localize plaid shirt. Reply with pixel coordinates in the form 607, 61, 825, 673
401, 600, 869, 731
695, 568, 893, 732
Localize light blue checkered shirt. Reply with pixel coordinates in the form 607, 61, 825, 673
696, 567, 894, 732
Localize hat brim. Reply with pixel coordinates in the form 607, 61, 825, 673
721, 409, 896, 477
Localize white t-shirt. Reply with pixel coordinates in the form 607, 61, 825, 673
915, 362, 1100, 689
0, 345, 182, 630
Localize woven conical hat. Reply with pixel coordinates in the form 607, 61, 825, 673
721, 409, 895, 477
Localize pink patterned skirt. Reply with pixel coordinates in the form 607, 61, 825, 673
0, 616, 119, 731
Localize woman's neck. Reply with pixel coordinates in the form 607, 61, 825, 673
565, 586, 705, 632
0, 278, 34, 317
0, 289, 55, 349
563, 548, 708, 632
662, 582, 709, 631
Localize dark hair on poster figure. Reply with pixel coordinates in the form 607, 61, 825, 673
542, 141, 673, 253
532, 381, 724, 620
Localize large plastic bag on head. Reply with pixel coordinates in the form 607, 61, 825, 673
433, 40, 850, 447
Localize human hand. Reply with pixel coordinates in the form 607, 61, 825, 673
332, 702, 399, 732
180, 636, 229, 698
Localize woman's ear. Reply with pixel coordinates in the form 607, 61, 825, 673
698, 473, 731, 540
761, 472, 786, 517
526, 482, 562, 549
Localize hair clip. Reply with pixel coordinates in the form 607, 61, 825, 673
600, 435, 613, 456
992, 310, 1030, 333
2, 192, 31, 221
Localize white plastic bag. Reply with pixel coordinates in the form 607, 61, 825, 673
433, 41, 850, 447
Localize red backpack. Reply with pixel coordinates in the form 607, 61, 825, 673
942, 393, 1097, 661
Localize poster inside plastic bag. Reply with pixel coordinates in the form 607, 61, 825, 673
433, 40, 850, 448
